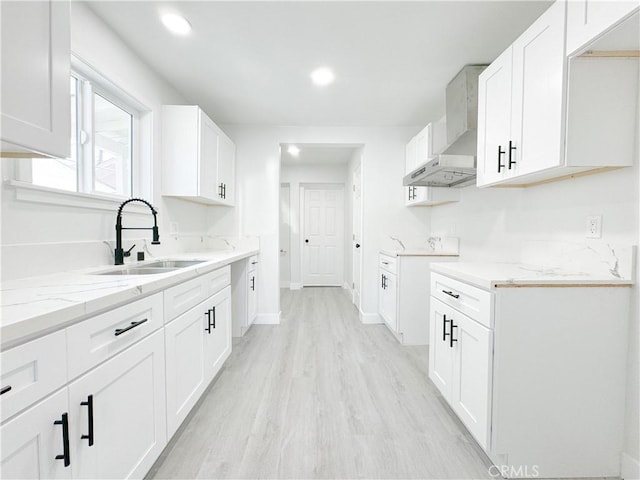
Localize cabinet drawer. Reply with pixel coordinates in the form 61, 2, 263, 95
66, 293, 163, 380
248, 255, 258, 273
379, 254, 397, 274
0, 329, 67, 423
431, 273, 493, 328
164, 266, 231, 322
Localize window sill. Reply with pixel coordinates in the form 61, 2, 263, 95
5, 180, 151, 214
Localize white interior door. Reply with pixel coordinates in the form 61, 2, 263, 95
352, 162, 363, 308
279, 183, 291, 288
302, 186, 344, 286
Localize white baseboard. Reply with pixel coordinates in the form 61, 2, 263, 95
254, 312, 280, 325
342, 282, 352, 292
622, 452, 640, 480
360, 311, 383, 324
290, 282, 302, 290
279, 281, 290, 289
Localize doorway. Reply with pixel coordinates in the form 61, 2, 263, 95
301, 184, 344, 286
352, 158, 363, 308
278, 143, 363, 293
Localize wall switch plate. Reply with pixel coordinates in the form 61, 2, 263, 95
586, 215, 602, 238
169, 222, 179, 234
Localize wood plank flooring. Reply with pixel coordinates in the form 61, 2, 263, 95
147, 287, 495, 479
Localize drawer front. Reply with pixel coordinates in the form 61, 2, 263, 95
66, 293, 163, 380
0, 329, 67, 422
431, 272, 493, 328
164, 267, 230, 322
247, 255, 258, 273
379, 254, 397, 274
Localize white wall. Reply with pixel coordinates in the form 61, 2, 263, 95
0, 3, 216, 279
280, 162, 349, 289
222, 125, 427, 322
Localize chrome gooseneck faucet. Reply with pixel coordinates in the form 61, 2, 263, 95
115, 198, 160, 265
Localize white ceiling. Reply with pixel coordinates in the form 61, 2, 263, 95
280, 143, 361, 166
86, 1, 552, 128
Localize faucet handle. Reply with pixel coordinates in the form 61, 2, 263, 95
124, 244, 136, 257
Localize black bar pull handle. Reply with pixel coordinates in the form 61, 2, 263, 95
442, 290, 460, 299
114, 318, 148, 336
508, 140, 517, 169
81, 395, 94, 446
450, 323, 458, 348
497, 145, 505, 173
54, 413, 71, 467
210, 307, 216, 329
251, 276, 255, 291
205, 309, 214, 334
0, 385, 11, 395
442, 314, 451, 342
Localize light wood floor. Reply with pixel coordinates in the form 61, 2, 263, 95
147, 287, 496, 479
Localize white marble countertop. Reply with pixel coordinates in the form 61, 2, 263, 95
430, 262, 634, 290
0, 248, 258, 349
380, 249, 459, 257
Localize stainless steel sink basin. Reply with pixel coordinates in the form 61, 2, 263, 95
144, 260, 206, 268
96, 267, 179, 275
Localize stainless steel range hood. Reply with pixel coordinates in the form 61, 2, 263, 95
405, 65, 486, 188
403, 155, 477, 188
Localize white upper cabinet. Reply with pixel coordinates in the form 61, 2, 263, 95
404, 122, 460, 207
1, 0, 70, 158
566, 0, 640, 55
162, 105, 235, 206
477, 0, 637, 187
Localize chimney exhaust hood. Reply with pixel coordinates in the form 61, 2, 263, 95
404, 65, 486, 188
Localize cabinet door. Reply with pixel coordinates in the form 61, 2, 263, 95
510, 0, 566, 178
203, 286, 232, 383
450, 312, 492, 450
68, 330, 166, 479
199, 112, 219, 201
566, 1, 639, 55
0, 389, 71, 479
165, 302, 207, 438
248, 270, 257, 326
382, 273, 398, 332
477, 47, 513, 187
414, 124, 432, 166
405, 136, 417, 173
0, 0, 70, 158
217, 133, 236, 206
428, 298, 454, 400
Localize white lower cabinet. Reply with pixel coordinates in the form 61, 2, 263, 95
0, 388, 71, 479
429, 298, 492, 449
232, 256, 259, 337
68, 329, 166, 479
165, 301, 207, 438
203, 286, 232, 382
429, 270, 631, 478
378, 269, 397, 332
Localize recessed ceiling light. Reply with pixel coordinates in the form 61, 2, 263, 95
161, 13, 192, 36
310, 67, 335, 87
288, 145, 300, 156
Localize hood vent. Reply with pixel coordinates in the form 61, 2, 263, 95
405, 64, 486, 188
403, 155, 477, 188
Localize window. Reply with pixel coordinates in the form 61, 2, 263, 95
29, 71, 137, 198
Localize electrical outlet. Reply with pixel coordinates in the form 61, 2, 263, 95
586, 215, 602, 238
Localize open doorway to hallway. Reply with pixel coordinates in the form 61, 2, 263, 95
278, 144, 363, 309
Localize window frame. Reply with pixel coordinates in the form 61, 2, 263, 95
10, 55, 152, 210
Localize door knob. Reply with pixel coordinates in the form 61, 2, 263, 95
355, 244, 361, 248
305, 239, 309, 243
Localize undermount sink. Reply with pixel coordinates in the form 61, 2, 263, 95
95, 259, 207, 276
144, 260, 206, 268
96, 267, 179, 276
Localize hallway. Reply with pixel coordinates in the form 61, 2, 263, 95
148, 287, 493, 479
